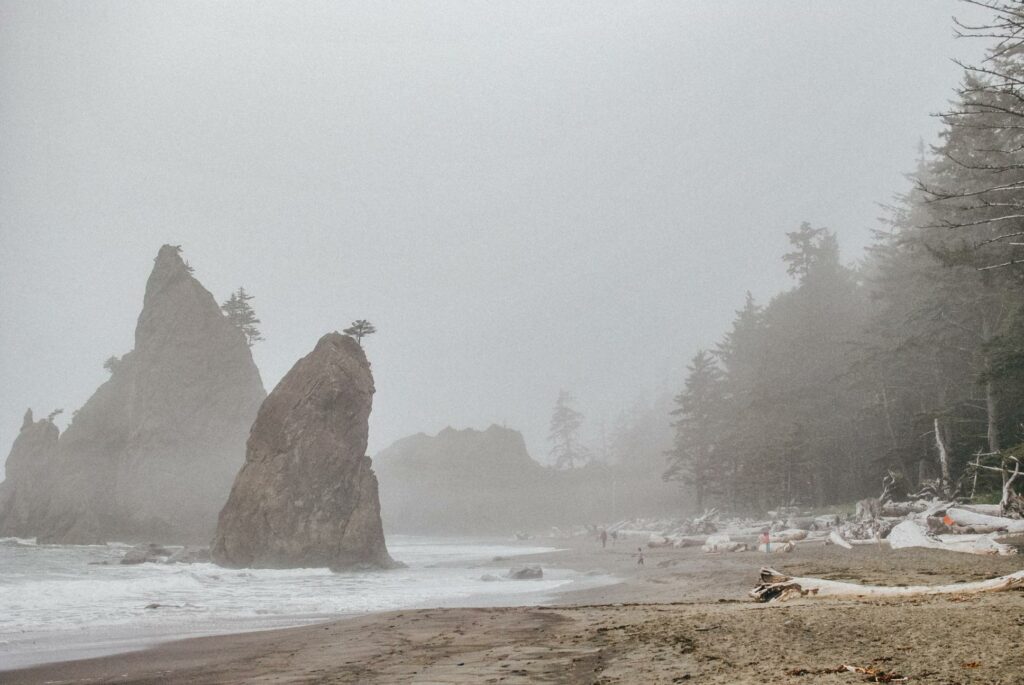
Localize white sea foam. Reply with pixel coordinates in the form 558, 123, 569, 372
0, 536, 609, 670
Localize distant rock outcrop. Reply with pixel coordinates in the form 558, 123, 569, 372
211, 333, 394, 571
373, 425, 546, 534
0, 245, 266, 543
0, 410, 60, 538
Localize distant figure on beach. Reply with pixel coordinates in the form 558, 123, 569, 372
759, 527, 771, 553
636, 547, 644, 565
599, 528, 608, 548
610, 530, 618, 544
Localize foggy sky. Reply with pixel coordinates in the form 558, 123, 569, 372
0, 1, 990, 467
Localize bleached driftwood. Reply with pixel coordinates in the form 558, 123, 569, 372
854, 498, 881, 522
847, 537, 885, 546
946, 507, 1024, 533
702, 533, 746, 553
750, 566, 1024, 602
785, 516, 816, 531
888, 520, 1016, 556
966, 455, 1023, 517
935, 417, 952, 485
672, 535, 706, 548
690, 507, 719, 532
647, 534, 673, 548
958, 503, 1003, 516
917, 499, 954, 519
828, 530, 853, 549
881, 501, 928, 517
757, 541, 795, 553
771, 529, 808, 543
813, 514, 840, 529
936, 533, 1017, 555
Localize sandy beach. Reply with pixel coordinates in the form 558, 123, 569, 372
2, 538, 1023, 684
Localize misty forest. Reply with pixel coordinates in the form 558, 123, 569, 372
2, 2, 1024, 684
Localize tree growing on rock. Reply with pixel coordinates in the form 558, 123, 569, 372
548, 390, 588, 469
221, 288, 264, 347
344, 320, 376, 347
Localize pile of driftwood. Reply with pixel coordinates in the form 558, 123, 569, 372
608, 509, 728, 547
622, 497, 1023, 555
776, 499, 1023, 557
824, 461, 1024, 556
605, 464, 1023, 556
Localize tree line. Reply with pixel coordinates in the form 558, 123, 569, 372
665, 1, 1024, 512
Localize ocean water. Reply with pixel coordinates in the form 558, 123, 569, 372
0, 536, 606, 670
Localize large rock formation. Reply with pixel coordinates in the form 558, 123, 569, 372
0, 245, 266, 543
373, 425, 547, 534
212, 333, 394, 571
374, 424, 683, 534
0, 410, 60, 538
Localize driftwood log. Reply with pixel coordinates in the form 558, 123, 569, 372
888, 520, 1017, 556
828, 530, 853, 549
946, 507, 1024, 533
750, 566, 1024, 603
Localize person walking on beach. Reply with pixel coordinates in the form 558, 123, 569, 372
759, 527, 771, 553
636, 547, 644, 566
599, 528, 608, 548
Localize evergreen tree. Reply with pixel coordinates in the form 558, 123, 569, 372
664, 351, 725, 511
918, 2, 1024, 270
549, 390, 588, 469
712, 293, 768, 510
221, 287, 264, 347
671, 227, 868, 510
344, 320, 377, 347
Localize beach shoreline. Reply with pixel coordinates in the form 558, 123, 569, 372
0, 532, 606, 667
3, 537, 1023, 684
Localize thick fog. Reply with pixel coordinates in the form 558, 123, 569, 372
0, 1, 988, 464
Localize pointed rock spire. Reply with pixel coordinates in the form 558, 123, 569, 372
0, 245, 266, 544
213, 332, 394, 570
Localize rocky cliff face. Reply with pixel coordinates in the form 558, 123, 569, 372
373, 425, 546, 534
212, 332, 394, 571
0, 245, 266, 543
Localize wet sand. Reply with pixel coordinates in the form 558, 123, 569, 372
3, 538, 1023, 684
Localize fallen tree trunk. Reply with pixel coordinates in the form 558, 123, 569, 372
888, 520, 1017, 556
750, 566, 1024, 603
702, 534, 746, 553
881, 501, 928, 517
918, 499, 954, 519
937, 534, 1017, 556
958, 503, 1002, 516
771, 529, 808, 543
828, 532, 887, 546
946, 508, 1024, 533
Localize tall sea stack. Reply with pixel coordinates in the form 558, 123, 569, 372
212, 332, 394, 571
0, 245, 266, 543
0, 410, 60, 537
